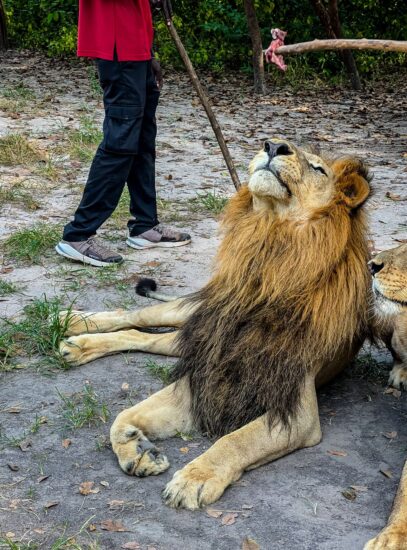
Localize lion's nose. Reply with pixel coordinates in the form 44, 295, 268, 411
368, 260, 384, 276
264, 141, 293, 159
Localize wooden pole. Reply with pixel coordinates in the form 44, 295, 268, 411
164, 17, 242, 190
274, 38, 407, 56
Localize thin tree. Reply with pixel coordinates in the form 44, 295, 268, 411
0, 0, 8, 50
310, 0, 361, 90
243, 0, 266, 94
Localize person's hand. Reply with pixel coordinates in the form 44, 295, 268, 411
152, 58, 163, 90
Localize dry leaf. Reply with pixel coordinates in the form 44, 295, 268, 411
6, 406, 21, 413
382, 431, 397, 440
342, 488, 357, 501
88, 524, 97, 532
44, 501, 59, 509
62, 439, 71, 449
5, 532, 15, 539
19, 439, 32, 452
242, 537, 260, 550
179, 447, 189, 453
37, 475, 49, 483
121, 543, 141, 550
79, 481, 100, 495
384, 388, 402, 398
109, 500, 125, 509
100, 519, 128, 532
221, 512, 238, 526
380, 469, 393, 479
7, 463, 19, 472
327, 450, 348, 457
100, 480, 109, 487
206, 508, 223, 518
121, 383, 129, 391
33, 529, 45, 534
385, 191, 406, 201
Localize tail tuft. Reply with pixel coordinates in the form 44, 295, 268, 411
136, 278, 157, 297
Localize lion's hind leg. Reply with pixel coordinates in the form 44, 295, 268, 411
110, 378, 193, 477
60, 298, 197, 337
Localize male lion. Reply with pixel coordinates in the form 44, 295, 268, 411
365, 243, 407, 550
60, 139, 372, 510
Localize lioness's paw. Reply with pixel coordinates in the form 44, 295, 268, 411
364, 527, 407, 550
388, 365, 407, 390
59, 311, 98, 337
59, 335, 105, 365
162, 463, 227, 510
112, 428, 169, 477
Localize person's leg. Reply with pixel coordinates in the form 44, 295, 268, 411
127, 60, 160, 236
58, 59, 149, 265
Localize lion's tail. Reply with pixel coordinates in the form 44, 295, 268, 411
135, 278, 178, 302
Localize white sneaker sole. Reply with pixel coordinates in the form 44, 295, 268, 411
55, 243, 122, 268
126, 237, 191, 250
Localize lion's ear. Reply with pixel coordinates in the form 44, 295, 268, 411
332, 158, 371, 209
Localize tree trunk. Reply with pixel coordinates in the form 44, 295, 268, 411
0, 0, 8, 50
243, 0, 266, 94
310, 0, 361, 90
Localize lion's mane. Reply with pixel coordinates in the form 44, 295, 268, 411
172, 168, 371, 437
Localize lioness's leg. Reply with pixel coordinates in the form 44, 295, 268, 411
60, 330, 179, 366
163, 376, 321, 510
110, 378, 194, 477
60, 298, 197, 336
364, 460, 407, 550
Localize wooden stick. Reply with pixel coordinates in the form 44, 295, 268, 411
164, 18, 242, 191
274, 38, 407, 55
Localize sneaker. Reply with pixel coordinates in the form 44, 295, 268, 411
56, 237, 123, 267
127, 224, 191, 250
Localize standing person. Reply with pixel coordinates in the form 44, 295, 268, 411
56, 0, 191, 267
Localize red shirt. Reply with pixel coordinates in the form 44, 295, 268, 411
78, 0, 154, 61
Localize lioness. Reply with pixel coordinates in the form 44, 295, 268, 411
365, 243, 407, 550
60, 139, 372, 509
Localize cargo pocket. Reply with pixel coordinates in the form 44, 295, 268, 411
102, 105, 143, 154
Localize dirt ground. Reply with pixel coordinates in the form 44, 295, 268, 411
0, 51, 406, 550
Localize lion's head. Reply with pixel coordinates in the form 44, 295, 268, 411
370, 244, 407, 317
248, 138, 370, 218
174, 139, 372, 436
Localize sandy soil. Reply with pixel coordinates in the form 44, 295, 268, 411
0, 51, 406, 550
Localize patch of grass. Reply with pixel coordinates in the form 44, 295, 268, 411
144, 358, 173, 384
2, 84, 36, 101
0, 85, 36, 116
0, 185, 41, 210
0, 134, 43, 167
0, 539, 38, 550
0, 295, 73, 370
68, 115, 103, 162
57, 384, 110, 430
0, 280, 20, 297
0, 415, 47, 450
190, 190, 228, 215
35, 154, 61, 182
87, 65, 102, 100
2, 222, 61, 264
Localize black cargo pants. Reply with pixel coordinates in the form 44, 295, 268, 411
63, 58, 160, 242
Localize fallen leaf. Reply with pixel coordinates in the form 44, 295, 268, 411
179, 447, 189, 453
7, 463, 19, 472
327, 450, 348, 457
206, 508, 223, 518
221, 512, 238, 526
62, 439, 71, 449
342, 488, 357, 501
380, 469, 393, 479
382, 431, 397, 440
37, 475, 49, 483
121, 543, 141, 550
44, 501, 59, 509
33, 529, 45, 534
88, 524, 97, 532
384, 388, 402, 398
5, 532, 15, 539
19, 439, 32, 452
79, 481, 100, 495
100, 519, 128, 532
121, 383, 129, 391
109, 499, 125, 509
385, 191, 406, 201
242, 537, 260, 550
6, 406, 21, 413
100, 480, 109, 487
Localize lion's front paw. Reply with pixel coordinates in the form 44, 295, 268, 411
59, 335, 105, 365
162, 463, 228, 510
112, 427, 169, 477
388, 365, 407, 390
364, 526, 407, 550
59, 311, 99, 337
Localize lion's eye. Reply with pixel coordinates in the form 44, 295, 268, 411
311, 164, 327, 176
